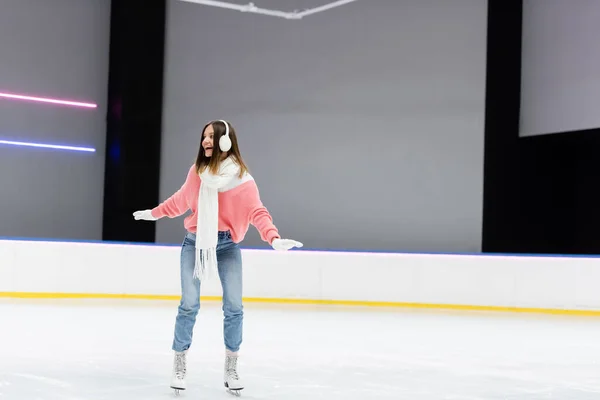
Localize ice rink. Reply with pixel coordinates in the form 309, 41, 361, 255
1, 298, 600, 399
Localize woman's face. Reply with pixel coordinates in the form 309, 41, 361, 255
202, 124, 215, 157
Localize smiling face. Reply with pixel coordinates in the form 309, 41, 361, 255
202, 123, 216, 157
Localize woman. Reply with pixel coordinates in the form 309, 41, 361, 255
133, 120, 302, 395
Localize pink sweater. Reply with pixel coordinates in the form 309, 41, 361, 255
151, 165, 280, 245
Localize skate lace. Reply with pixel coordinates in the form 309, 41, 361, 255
226, 355, 239, 380
174, 352, 186, 379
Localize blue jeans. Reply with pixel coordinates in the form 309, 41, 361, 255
172, 231, 244, 353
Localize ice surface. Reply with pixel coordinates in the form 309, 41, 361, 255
1, 298, 600, 399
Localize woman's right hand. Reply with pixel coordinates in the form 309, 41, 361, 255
132, 209, 158, 221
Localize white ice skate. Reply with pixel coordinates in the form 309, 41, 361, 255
170, 350, 187, 396
224, 350, 244, 396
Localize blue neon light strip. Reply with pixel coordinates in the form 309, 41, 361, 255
0, 139, 95, 153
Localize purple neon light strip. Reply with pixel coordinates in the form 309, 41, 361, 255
0, 139, 95, 153
0, 91, 97, 108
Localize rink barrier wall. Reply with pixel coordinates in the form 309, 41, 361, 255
2, 237, 600, 316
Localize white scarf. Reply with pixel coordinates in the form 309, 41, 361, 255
194, 156, 240, 281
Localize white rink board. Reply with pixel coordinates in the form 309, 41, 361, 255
1, 238, 600, 312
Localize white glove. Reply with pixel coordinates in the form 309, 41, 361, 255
133, 209, 158, 221
271, 238, 303, 251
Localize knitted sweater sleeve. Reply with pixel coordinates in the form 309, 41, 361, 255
151, 165, 195, 219
243, 183, 281, 245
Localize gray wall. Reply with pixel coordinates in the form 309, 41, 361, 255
520, 0, 600, 137
0, 0, 110, 240
158, 0, 488, 252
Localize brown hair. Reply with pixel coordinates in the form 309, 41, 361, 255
194, 120, 249, 178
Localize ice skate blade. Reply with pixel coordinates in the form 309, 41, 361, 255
171, 386, 185, 397
225, 382, 243, 397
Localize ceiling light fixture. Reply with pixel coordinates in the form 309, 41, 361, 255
177, 0, 358, 20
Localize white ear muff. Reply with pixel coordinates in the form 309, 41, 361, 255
218, 119, 232, 152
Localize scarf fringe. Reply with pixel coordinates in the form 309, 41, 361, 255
194, 247, 218, 281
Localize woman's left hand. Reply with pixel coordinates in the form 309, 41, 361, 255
271, 238, 303, 251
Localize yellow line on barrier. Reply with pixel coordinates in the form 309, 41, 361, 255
1, 292, 600, 316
